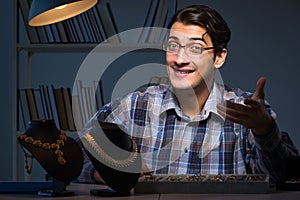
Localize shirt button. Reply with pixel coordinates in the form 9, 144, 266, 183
184, 147, 188, 153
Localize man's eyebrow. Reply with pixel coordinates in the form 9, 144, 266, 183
168, 36, 179, 40
189, 37, 207, 44
168, 35, 208, 44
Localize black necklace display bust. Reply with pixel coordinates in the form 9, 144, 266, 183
17, 120, 83, 196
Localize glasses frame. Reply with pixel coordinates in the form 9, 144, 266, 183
162, 42, 215, 56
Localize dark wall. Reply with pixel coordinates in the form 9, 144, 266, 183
1, 0, 299, 180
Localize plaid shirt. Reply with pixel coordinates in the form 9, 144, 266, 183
77, 83, 298, 183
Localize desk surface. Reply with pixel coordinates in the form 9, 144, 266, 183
0, 183, 300, 200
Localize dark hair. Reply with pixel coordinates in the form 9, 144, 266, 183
168, 5, 231, 56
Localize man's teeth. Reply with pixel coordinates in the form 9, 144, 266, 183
174, 68, 194, 74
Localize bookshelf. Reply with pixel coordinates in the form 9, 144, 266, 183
14, 0, 180, 181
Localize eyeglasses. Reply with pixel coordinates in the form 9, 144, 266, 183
162, 41, 214, 56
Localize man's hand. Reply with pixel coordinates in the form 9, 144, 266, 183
217, 77, 275, 136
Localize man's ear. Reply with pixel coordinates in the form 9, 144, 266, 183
214, 48, 227, 69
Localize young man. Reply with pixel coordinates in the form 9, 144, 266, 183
77, 5, 298, 184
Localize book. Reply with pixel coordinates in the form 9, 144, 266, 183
18, 89, 31, 129
25, 88, 38, 120
71, 95, 84, 131
39, 85, 50, 119
83, 12, 97, 43
36, 26, 48, 43
71, 17, 85, 43
159, 0, 177, 43
91, 6, 107, 42
47, 85, 60, 129
87, 9, 102, 42
56, 22, 69, 43
44, 25, 55, 43
75, 80, 88, 127
62, 88, 76, 131
18, 0, 40, 43
138, 0, 159, 43
147, 0, 170, 43
76, 15, 91, 43
53, 87, 68, 130
94, 80, 105, 110
97, 2, 121, 43
50, 24, 61, 43
34, 89, 46, 119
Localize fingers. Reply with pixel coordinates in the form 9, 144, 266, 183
252, 77, 266, 100
217, 100, 251, 124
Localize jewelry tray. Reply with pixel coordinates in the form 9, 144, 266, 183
134, 174, 271, 194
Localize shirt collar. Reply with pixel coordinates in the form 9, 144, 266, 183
159, 82, 225, 121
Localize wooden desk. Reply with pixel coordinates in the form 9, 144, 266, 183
0, 183, 299, 199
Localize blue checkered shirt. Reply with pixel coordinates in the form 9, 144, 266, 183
77, 83, 298, 183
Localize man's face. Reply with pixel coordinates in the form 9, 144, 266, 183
166, 22, 218, 92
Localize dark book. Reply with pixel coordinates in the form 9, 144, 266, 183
84, 12, 97, 42
34, 89, 46, 119
159, 0, 177, 43
44, 25, 55, 43
50, 24, 61, 43
87, 9, 102, 42
36, 27, 48, 43
94, 80, 105, 110
18, 89, 31, 130
76, 15, 91, 43
39, 85, 51, 119
56, 22, 69, 43
18, 0, 40, 43
71, 17, 85, 43
47, 85, 60, 129
138, 0, 159, 43
97, 2, 121, 43
147, 0, 170, 43
53, 87, 68, 130
62, 88, 76, 131
25, 88, 38, 120
91, 6, 106, 42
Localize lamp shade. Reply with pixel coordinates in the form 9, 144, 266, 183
28, 0, 98, 26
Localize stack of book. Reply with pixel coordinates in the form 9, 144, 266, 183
18, 81, 104, 132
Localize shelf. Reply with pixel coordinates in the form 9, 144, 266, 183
17, 43, 164, 53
